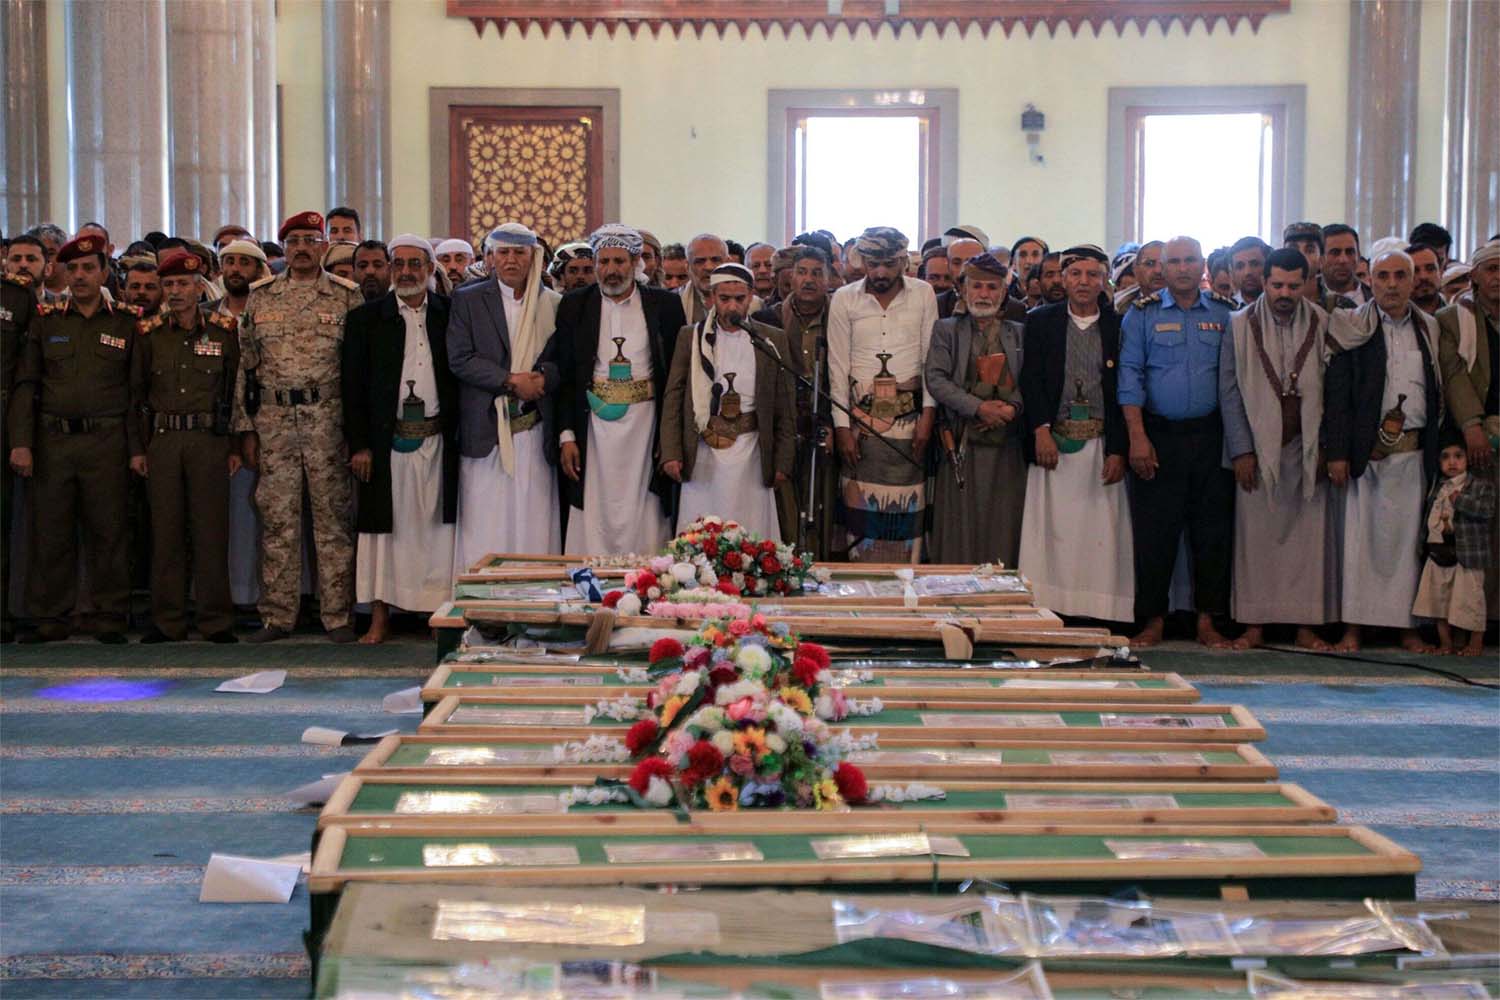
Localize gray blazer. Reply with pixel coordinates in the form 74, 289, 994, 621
924, 312, 1025, 421
446, 277, 562, 461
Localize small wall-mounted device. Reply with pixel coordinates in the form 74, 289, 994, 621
1022, 104, 1045, 165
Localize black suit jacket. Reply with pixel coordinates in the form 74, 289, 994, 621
341, 291, 459, 533
1019, 301, 1127, 463
554, 282, 687, 514
1323, 314, 1442, 481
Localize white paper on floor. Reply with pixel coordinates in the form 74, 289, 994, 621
382, 686, 424, 714
199, 853, 301, 903
301, 726, 399, 746
215, 669, 287, 694
284, 772, 350, 806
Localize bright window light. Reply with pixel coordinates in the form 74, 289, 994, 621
797, 116, 921, 243
1140, 112, 1272, 250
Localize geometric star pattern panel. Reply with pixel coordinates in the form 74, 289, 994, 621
448, 105, 604, 251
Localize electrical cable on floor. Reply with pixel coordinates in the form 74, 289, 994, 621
1259, 644, 1500, 690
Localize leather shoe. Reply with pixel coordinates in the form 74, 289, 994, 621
139, 628, 177, 644
204, 630, 239, 644
325, 625, 357, 644
245, 626, 290, 644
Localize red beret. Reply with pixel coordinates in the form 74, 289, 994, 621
157, 250, 202, 278
278, 211, 325, 242
56, 235, 107, 264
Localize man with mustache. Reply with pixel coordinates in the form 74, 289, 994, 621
235, 211, 363, 643
1407, 243, 1445, 316
352, 240, 391, 303
342, 235, 457, 643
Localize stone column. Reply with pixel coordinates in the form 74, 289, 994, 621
66, 0, 171, 241
324, 0, 390, 237
1345, 0, 1421, 242
1, 0, 49, 232
166, 0, 278, 243
1444, 0, 1499, 258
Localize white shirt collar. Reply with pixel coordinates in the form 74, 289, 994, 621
1067, 307, 1100, 330
397, 293, 427, 313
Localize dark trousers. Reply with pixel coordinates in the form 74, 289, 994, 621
147, 429, 234, 638
1129, 412, 1234, 621
28, 424, 130, 636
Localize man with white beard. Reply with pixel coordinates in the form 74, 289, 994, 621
556, 225, 687, 555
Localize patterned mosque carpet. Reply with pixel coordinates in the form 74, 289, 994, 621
0, 636, 1496, 997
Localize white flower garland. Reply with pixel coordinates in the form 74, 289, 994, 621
868, 782, 948, 803
824, 730, 880, 757
830, 669, 875, 687
615, 666, 650, 684
582, 694, 647, 723
844, 696, 885, 717
553, 735, 632, 763
558, 786, 633, 808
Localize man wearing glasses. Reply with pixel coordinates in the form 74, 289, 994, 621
234, 211, 364, 643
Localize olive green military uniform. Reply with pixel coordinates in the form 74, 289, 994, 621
234, 270, 362, 632
132, 308, 242, 638
1, 272, 38, 638
8, 297, 143, 638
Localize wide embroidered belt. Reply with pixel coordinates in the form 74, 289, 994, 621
394, 416, 441, 440
854, 389, 918, 424
1053, 417, 1104, 442
510, 408, 541, 434
589, 378, 654, 406
1371, 429, 1419, 460
701, 410, 757, 449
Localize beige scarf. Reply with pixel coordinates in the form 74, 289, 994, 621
493, 246, 546, 475
1234, 297, 1326, 499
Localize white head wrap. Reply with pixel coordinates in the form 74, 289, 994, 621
1471, 240, 1500, 269
388, 233, 434, 260
483, 223, 538, 252
486, 223, 546, 476
690, 263, 758, 434
1368, 236, 1407, 263
218, 239, 267, 266
589, 223, 644, 257
435, 238, 474, 258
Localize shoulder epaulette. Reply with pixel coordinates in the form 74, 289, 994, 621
326, 272, 360, 292
137, 312, 167, 336
2, 271, 32, 289
1206, 291, 1238, 310
34, 301, 56, 316
1128, 290, 1161, 310
209, 311, 239, 332
248, 274, 277, 291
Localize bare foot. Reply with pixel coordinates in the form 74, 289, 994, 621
1196, 614, 1233, 649
1398, 629, 1437, 654
1457, 639, 1485, 657
1333, 624, 1361, 652
1131, 617, 1164, 648
1231, 625, 1264, 651
360, 602, 389, 645
1294, 627, 1333, 652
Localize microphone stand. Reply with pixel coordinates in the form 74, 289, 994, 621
801, 338, 826, 553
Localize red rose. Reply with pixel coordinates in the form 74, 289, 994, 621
649, 637, 685, 664
741, 541, 757, 555
634, 571, 658, 593
792, 557, 803, 569
602, 590, 624, 608
834, 762, 868, 804
717, 579, 741, 597
708, 664, 738, 688
704, 538, 718, 556
681, 740, 726, 788
792, 655, 822, 689
759, 539, 776, 554
759, 554, 781, 573
625, 718, 660, 756
799, 641, 831, 669
774, 579, 788, 593
722, 551, 742, 570
627, 757, 674, 794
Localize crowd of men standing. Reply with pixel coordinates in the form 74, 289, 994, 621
1, 210, 1495, 654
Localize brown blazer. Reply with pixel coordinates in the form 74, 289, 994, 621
659, 318, 796, 487
1437, 297, 1494, 431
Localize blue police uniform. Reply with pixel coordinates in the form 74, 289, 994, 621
1118, 288, 1237, 624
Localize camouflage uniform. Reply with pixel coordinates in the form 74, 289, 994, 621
1, 272, 38, 637
235, 270, 361, 631
132, 308, 241, 638
8, 296, 144, 638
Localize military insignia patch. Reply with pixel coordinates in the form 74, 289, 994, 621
99, 334, 128, 350
194, 340, 224, 357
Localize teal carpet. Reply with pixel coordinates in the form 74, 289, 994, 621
1, 636, 1496, 997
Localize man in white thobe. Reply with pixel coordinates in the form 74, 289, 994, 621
344, 235, 457, 642
1219, 248, 1337, 650
1324, 248, 1444, 652
447, 222, 562, 570
557, 225, 687, 555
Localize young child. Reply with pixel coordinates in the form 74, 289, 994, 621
1411, 430, 1496, 655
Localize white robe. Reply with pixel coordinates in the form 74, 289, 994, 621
1232, 440, 1337, 624
677, 328, 781, 541
1017, 438, 1134, 621
356, 301, 455, 611
563, 290, 669, 556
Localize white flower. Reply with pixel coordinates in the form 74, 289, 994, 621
670, 562, 697, 586
715, 679, 764, 705
673, 672, 701, 696
815, 669, 833, 686
617, 593, 642, 616
644, 776, 674, 806
553, 735, 631, 763
731, 571, 746, 590
698, 567, 718, 587
765, 732, 787, 753
815, 693, 835, 719
844, 697, 884, 717
734, 644, 772, 675
702, 515, 723, 527
813, 567, 833, 583
711, 730, 735, 755
647, 586, 662, 600
768, 702, 804, 733
752, 576, 766, 593
868, 782, 946, 804
616, 666, 649, 684
685, 706, 725, 732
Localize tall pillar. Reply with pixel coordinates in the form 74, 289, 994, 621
324, 0, 390, 237
66, 0, 170, 241
165, 0, 277, 243
1345, 0, 1420, 242
1, 0, 49, 232
1444, 0, 1499, 258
